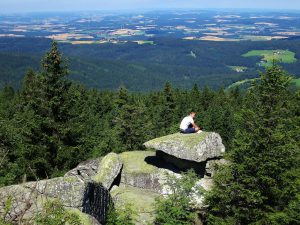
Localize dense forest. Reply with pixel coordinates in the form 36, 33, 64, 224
0, 42, 299, 224
1, 37, 300, 91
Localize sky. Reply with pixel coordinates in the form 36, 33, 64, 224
1, 0, 300, 13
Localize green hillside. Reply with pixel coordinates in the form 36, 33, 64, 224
227, 77, 300, 91
1, 37, 300, 91
243, 49, 297, 67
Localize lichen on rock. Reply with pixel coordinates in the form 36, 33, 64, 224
120, 151, 157, 175
64, 158, 102, 181
92, 152, 122, 190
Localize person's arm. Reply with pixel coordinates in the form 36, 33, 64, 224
190, 118, 200, 130
192, 122, 200, 130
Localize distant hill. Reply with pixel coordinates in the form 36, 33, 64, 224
1, 37, 300, 91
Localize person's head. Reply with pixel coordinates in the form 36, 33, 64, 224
189, 111, 196, 118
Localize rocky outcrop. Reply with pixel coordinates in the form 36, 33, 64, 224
144, 132, 225, 163
0, 132, 226, 225
0, 176, 110, 224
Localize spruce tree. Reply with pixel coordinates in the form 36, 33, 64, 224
113, 87, 147, 151
13, 42, 77, 179
205, 63, 300, 224
157, 82, 177, 134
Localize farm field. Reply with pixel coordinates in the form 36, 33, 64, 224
243, 50, 297, 67
291, 78, 300, 88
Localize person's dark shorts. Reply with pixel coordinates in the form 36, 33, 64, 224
180, 127, 196, 134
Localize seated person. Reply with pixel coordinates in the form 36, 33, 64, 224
179, 111, 201, 134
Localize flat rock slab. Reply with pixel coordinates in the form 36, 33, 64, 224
144, 132, 225, 163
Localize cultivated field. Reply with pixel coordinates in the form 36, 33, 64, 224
243, 50, 297, 67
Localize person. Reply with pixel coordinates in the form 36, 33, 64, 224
179, 111, 201, 134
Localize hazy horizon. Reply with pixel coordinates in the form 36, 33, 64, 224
1, 0, 300, 13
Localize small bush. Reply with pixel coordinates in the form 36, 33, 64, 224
106, 203, 136, 225
34, 200, 81, 225
154, 169, 201, 225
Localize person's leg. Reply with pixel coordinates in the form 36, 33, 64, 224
183, 127, 196, 133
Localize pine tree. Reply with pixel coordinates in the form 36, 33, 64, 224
205, 63, 300, 224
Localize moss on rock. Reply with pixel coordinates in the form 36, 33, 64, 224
145, 132, 208, 149
92, 152, 122, 189
120, 151, 157, 175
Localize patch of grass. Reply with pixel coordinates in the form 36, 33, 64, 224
291, 78, 300, 89
242, 49, 297, 67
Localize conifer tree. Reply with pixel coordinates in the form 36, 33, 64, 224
205, 63, 300, 224
14, 42, 77, 179
113, 87, 147, 151
157, 82, 177, 134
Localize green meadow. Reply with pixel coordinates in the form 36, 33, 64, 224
291, 78, 300, 88
243, 50, 297, 67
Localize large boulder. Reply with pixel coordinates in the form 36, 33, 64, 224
65, 153, 122, 190
92, 153, 122, 190
0, 176, 110, 224
64, 158, 102, 181
144, 132, 225, 163
119, 151, 180, 193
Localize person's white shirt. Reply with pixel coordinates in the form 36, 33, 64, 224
180, 115, 194, 130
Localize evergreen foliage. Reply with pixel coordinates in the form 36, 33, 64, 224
35, 200, 81, 225
205, 63, 300, 225
154, 170, 200, 225
106, 203, 136, 225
